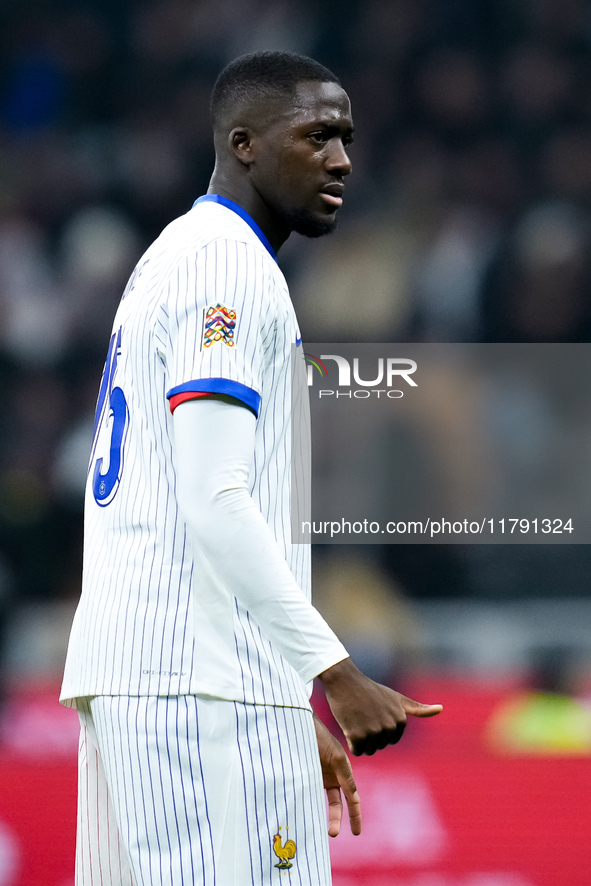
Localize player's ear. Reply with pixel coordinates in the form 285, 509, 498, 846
229, 127, 256, 167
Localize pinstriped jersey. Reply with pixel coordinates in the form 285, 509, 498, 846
60, 196, 341, 710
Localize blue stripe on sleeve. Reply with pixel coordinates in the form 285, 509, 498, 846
166, 378, 261, 416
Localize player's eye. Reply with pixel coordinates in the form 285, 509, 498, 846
309, 131, 329, 143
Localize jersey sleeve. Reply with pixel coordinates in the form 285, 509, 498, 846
173, 397, 350, 683
165, 238, 273, 417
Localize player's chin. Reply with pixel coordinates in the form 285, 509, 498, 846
292, 211, 339, 239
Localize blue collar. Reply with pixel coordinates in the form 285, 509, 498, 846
192, 194, 277, 262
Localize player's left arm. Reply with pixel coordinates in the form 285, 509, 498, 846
314, 712, 361, 837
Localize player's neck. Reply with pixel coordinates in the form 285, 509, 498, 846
206, 176, 290, 254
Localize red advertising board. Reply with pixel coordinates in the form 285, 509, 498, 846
329, 755, 589, 886
0, 679, 588, 886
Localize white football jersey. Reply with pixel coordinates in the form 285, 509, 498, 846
60, 196, 346, 710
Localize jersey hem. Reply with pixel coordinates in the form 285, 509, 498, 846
59, 691, 313, 713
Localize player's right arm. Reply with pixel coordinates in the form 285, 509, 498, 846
172, 394, 350, 683
172, 395, 442, 756
167, 230, 441, 749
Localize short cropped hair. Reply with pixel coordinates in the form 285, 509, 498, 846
210, 51, 340, 129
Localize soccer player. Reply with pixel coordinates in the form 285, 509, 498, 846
60, 51, 441, 886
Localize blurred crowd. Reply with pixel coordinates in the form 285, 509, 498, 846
0, 0, 591, 683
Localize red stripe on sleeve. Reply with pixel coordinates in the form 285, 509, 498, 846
169, 391, 215, 414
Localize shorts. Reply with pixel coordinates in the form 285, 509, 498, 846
75, 695, 332, 886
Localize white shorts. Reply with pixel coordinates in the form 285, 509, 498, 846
75, 695, 332, 886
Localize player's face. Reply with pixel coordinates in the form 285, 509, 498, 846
252, 81, 354, 238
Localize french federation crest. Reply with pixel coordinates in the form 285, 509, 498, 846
273, 827, 296, 872
202, 303, 237, 348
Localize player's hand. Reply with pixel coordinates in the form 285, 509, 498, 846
319, 657, 442, 757
313, 713, 362, 837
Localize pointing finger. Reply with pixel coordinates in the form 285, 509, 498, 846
326, 787, 343, 837
344, 786, 362, 836
401, 698, 443, 718
333, 746, 362, 835
336, 771, 361, 835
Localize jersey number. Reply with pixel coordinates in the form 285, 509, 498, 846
91, 327, 129, 507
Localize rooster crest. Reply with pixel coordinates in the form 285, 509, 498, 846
273, 827, 296, 870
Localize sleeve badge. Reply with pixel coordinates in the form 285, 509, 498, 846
202, 303, 237, 348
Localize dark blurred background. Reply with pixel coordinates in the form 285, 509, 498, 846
0, 0, 590, 694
